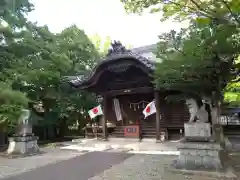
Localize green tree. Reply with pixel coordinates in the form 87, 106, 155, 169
121, 0, 240, 102
0, 0, 33, 130
12, 24, 98, 137
90, 34, 112, 58
154, 25, 239, 102
121, 0, 240, 23
0, 1, 99, 138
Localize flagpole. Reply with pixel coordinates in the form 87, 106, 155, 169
102, 94, 108, 141
154, 91, 161, 142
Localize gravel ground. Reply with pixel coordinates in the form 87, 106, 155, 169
89, 154, 238, 180
0, 143, 239, 180
2, 152, 132, 180
231, 153, 240, 178
0, 147, 84, 179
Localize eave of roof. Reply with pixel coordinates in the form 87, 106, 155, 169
66, 41, 158, 88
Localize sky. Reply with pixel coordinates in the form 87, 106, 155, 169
28, 0, 187, 48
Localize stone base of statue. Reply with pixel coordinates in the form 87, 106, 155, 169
7, 135, 40, 155
172, 123, 237, 179
184, 122, 212, 141
174, 141, 224, 170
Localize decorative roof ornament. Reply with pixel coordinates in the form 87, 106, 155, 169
107, 40, 130, 56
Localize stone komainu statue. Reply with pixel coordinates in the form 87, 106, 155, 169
185, 98, 209, 123
15, 109, 32, 136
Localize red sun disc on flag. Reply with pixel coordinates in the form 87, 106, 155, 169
146, 106, 150, 113
93, 107, 98, 114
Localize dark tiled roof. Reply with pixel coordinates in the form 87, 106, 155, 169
66, 41, 158, 88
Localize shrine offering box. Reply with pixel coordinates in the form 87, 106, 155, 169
124, 125, 140, 138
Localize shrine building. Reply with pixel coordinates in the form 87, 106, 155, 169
68, 41, 190, 142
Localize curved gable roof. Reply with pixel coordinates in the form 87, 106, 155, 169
67, 41, 157, 89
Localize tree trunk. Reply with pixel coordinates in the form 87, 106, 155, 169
211, 100, 224, 144
58, 118, 67, 138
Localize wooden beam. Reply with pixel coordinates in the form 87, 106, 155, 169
155, 91, 161, 142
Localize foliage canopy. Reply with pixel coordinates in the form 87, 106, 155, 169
0, 0, 111, 133
122, 0, 240, 104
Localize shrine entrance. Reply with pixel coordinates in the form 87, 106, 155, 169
68, 41, 190, 141
114, 94, 155, 127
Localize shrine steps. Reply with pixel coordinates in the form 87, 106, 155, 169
110, 126, 124, 138
110, 125, 183, 140
141, 126, 156, 139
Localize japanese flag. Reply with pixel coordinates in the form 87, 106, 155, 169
88, 105, 103, 119
143, 101, 156, 118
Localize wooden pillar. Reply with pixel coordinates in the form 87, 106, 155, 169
154, 91, 161, 142
102, 94, 108, 141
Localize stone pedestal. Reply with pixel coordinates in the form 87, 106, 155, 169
172, 123, 237, 179
174, 123, 226, 171
174, 142, 224, 170
7, 135, 40, 155
184, 122, 211, 141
